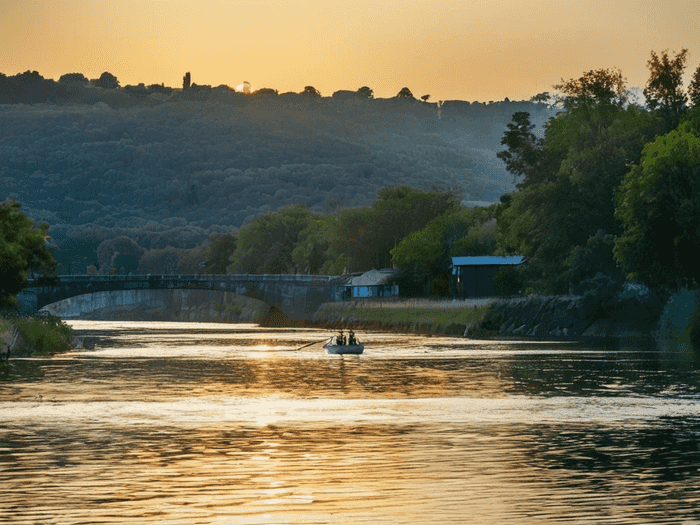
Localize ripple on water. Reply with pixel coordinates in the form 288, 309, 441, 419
0, 321, 698, 523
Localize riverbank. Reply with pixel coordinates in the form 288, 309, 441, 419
312, 298, 494, 336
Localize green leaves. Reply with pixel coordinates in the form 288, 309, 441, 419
0, 198, 56, 308
615, 123, 700, 291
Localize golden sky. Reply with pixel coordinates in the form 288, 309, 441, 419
1, 0, 698, 101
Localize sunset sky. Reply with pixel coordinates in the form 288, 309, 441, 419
2, 0, 698, 102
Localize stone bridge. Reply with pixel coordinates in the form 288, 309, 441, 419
20, 274, 351, 321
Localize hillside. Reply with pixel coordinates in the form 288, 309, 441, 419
0, 82, 555, 265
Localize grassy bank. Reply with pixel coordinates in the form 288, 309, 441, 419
1, 314, 73, 357
314, 302, 490, 336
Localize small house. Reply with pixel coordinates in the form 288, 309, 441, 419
349, 269, 399, 298
450, 256, 525, 298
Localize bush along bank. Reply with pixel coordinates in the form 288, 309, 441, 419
312, 301, 491, 336
470, 283, 665, 343
1, 314, 73, 359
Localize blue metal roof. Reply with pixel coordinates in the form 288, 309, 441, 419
451, 256, 525, 266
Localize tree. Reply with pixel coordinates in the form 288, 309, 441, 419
496, 76, 659, 292
301, 85, 321, 98
357, 86, 374, 99
96, 236, 145, 275
93, 71, 120, 89
496, 112, 543, 182
614, 122, 700, 292
421, 94, 430, 102
396, 87, 414, 99
0, 198, 55, 309
688, 64, 700, 108
553, 68, 628, 107
643, 48, 688, 131
229, 204, 313, 274
58, 73, 88, 84
329, 186, 460, 272
202, 232, 237, 274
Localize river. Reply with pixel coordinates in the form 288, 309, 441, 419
2, 321, 699, 524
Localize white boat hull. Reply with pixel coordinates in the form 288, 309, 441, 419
324, 343, 364, 355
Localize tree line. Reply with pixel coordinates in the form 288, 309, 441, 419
495, 48, 700, 302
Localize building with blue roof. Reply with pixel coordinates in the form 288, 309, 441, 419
450, 256, 525, 298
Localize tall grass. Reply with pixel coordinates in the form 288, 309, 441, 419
2, 314, 73, 356
316, 304, 490, 335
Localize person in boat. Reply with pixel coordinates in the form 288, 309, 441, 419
348, 330, 357, 346
336, 331, 345, 345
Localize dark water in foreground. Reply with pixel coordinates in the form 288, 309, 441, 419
1, 321, 699, 524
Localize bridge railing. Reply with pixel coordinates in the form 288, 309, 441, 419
27, 273, 350, 285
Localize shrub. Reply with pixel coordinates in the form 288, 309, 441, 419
14, 314, 72, 355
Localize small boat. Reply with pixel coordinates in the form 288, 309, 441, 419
324, 338, 364, 355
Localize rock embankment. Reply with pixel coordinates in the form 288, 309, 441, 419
471, 294, 657, 342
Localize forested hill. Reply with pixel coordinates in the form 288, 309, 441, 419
1, 76, 555, 255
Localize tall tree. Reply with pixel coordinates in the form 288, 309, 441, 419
0, 198, 55, 309
553, 68, 628, 108
614, 122, 700, 292
688, 64, 700, 108
643, 48, 689, 131
496, 111, 543, 184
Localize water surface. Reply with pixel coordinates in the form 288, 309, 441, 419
2, 321, 699, 523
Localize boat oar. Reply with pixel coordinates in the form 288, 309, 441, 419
293, 339, 329, 351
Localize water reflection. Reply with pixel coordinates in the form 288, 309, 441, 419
0, 321, 699, 524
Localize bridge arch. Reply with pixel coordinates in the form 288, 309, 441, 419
21, 274, 350, 321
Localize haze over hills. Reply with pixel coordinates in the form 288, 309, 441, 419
0, 72, 556, 261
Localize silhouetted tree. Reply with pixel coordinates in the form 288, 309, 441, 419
301, 86, 321, 98
421, 94, 430, 102
93, 72, 119, 89
357, 86, 374, 99
58, 73, 88, 84
252, 88, 278, 96
687, 64, 700, 108
553, 67, 627, 107
396, 87, 414, 99
183, 72, 191, 89
644, 48, 688, 131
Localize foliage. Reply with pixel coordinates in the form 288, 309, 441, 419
496, 111, 542, 181
396, 87, 414, 99
229, 204, 313, 273
553, 68, 628, 108
59, 73, 88, 84
14, 314, 72, 355
496, 95, 660, 293
138, 247, 180, 274
330, 186, 460, 272
688, 64, 700, 108
614, 122, 700, 292
563, 229, 623, 292
0, 198, 55, 308
202, 232, 237, 274
93, 71, 120, 89
643, 48, 689, 131
357, 86, 374, 99
96, 236, 145, 275
301, 86, 321, 98
390, 206, 497, 296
